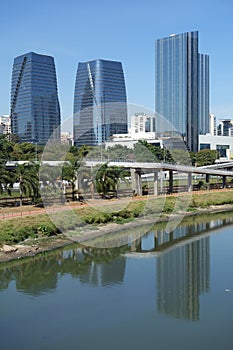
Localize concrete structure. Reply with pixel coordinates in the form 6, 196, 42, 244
61, 131, 73, 145
209, 114, 217, 135
217, 118, 233, 137
129, 113, 156, 134
105, 132, 162, 149
84, 160, 233, 196
199, 134, 233, 159
6, 160, 233, 199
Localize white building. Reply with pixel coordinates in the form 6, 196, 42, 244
61, 131, 73, 145
199, 134, 233, 159
105, 133, 162, 149
0, 115, 11, 135
209, 114, 216, 135
217, 118, 233, 136
129, 113, 156, 135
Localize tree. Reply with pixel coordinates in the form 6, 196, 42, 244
133, 142, 157, 162
95, 163, 128, 199
168, 149, 192, 165
195, 149, 219, 166
0, 166, 13, 195
78, 166, 96, 199
135, 141, 173, 163
69, 144, 91, 158
62, 157, 82, 201
13, 163, 39, 206
107, 144, 132, 161
0, 135, 13, 162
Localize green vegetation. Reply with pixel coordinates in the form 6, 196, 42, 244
0, 213, 59, 244
0, 134, 229, 251
195, 149, 219, 166
1, 190, 233, 247
0, 135, 222, 205
94, 163, 129, 198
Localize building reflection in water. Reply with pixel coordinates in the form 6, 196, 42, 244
156, 237, 210, 321
133, 221, 212, 321
1, 215, 231, 301
79, 258, 126, 287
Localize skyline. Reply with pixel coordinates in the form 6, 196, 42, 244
1, 0, 233, 124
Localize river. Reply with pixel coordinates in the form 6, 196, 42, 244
0, 211, 233, 350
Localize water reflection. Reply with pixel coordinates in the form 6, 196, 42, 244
132, 214, 233, 253
156, 237, 210, 320
0, 210, 233, 318
0, 246, 127, 295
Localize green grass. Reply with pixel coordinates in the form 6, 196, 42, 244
1, 190, 233, 246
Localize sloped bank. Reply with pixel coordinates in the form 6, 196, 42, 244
1, 190, 233, 262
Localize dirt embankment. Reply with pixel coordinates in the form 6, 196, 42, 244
1, 203, 233, 263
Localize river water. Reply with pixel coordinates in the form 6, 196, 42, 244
0, 212, 233, 350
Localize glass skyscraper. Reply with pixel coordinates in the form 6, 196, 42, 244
198, 53, 210, 135
10, 52, 61, 144
155, 31, 209, 153
73, 59, 128, 147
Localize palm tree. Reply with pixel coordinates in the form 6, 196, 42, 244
13, 162, 39, 206
95, 164, 128, 199
62, 157, 82, 201
0, 166, 13, 195
78, 165, 96, 199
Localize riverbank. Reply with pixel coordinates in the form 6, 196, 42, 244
1, 189, 233, 263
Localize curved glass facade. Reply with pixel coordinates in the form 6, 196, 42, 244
73, 59, 128, 147
155, 31, 209, 153
10, 52, 61, 144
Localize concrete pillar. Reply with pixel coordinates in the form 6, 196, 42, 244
169, 170, 173, 193
75, 173, 81, 199
154, 235, 158, 249
206, 174, 210, 190
131, 238, 141, 251
222, 175, 226, 188
160, 170, 164, 193
130, 168, 142, 196
169, 231, 174, 242
154, 171, 158, 196
188, 173, 192, 192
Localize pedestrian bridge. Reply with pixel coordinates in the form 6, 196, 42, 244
84, 160, 233, 196
6, 159, 233, 196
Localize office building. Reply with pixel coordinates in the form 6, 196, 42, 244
61, 131, 73, 145
209, 114, 217, 136
198, 54, 210, 134
0, 115, 11, 135
129, 113, 156, 134
217, 118, 233, 136
10, 52, 61, 144
73, 59, 128, 147
155, 31, 209, 152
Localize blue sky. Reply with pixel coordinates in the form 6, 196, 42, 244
1, 0, 233, 123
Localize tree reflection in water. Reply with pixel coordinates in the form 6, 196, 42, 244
0, 244, 128, 295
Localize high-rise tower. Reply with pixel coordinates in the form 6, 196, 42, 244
198, 53, 210, 135
155, 31, 209, 152
10, 52, 61, 144
73, 59, 128, 147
